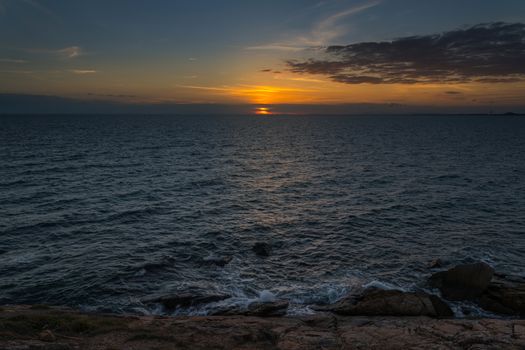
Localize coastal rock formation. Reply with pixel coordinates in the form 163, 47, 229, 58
38, 329, 56, 342
143, 293, 230, 310
1, 305, 524, 350
313, 288, 453, 317
428, 258, 444, 269
212, 300, 289, 317
478, 275, 525, 316
429, 262, 494, 300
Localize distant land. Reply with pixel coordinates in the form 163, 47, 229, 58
1, 94, 524, 116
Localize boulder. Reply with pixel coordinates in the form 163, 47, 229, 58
252, 242, 271, 257
244, 300, 289, 317
144, 293, 230, 310
313, 288, 453, 318
428, 258, 444, 269
39, 329, 56, 342
477, 275, 525, 316
429, 262, 494, 300
212, 300, 289, 317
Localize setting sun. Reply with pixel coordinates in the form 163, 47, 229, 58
255, 107, 271, 115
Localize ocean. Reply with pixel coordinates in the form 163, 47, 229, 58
1, 114, 524, 316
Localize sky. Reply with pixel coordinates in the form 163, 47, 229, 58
1, 0, 525, 114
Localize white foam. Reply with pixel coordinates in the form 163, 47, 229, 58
258, 290, 276, 303
363, 280, 401, 291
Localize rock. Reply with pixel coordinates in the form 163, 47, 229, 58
477, 275, 525, 316
429, 262, 494, 300
244, 300, 289, 317
313, 288, 453, 318
38, 330, 56, 342
212, 300, 289, 317
252, 242, 271, 257
144, 293, 231, 310
429, 258, 444, 269
202, 255, 233, 267
3, 305, 525, 349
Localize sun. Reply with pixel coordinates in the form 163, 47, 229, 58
255, 107, 271, 115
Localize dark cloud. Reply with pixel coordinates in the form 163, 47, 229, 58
445, 91, 462, 95
87, 93, 137, 98
286, 23, 525, 84
260, 69, 282, 74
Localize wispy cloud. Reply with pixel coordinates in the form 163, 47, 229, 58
310, 0, 381, 45
177, 85, 231, 92
87, 93, 136, 99
71, 69, 96, 74
20, 0, 57, 18
59, 46, 82, 59
0, 58, 27, 64
246, 0, 381, 51
0, 70, 33, 74
21, 46, 83, 59
245, 44, 306, 52
0, 0, 58, 19
286, 23, 525, 85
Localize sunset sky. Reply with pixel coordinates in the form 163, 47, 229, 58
1, 0, 525, 114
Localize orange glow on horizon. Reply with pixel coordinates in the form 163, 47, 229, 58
255, 107, 271, 115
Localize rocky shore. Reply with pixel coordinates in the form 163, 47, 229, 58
142, 261, 525, 319
1, 305, 524, 350
1, 262, 524, 349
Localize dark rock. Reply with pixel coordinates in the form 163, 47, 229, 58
429, 262, 494, 300
212, 300, 289, 317
202, 255, 233, 267
461, 306, 472, 316
38, 330, 56, 342
429, 259, 444, 269
313, 288, 453, 318
477, 275, 525, 316
144, 293, 230, 310
244, 300, 289, 317
252, 242, 271, 257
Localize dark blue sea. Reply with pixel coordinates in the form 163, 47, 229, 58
1, 114, 524, 316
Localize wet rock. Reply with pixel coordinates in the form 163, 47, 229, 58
38, 330, 56, 342
252, 242, 271, 257
202, 255, 233, 267
313, 288, 453, 318
429, 262, 494, 300
212, 300, 289, 317
428, 258, 444, 269
144, 293, 230, 310
244, 300, 289, 317
477, 275, 525, 316
2, 305, 525, 350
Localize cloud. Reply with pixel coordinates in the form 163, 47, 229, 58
244, 1, 381, 51
245, 44, 306, 52
20, 0, 57, 18
59, 46, 82, 59
311, 0, 381, 44
87, 93, 136, 98
0, 0, 58, 20
21, 46, 83, 59
286, 23, 525, 84
71, 69, 96, 74
445, 91, 462, 95
0, 58, 27, 64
